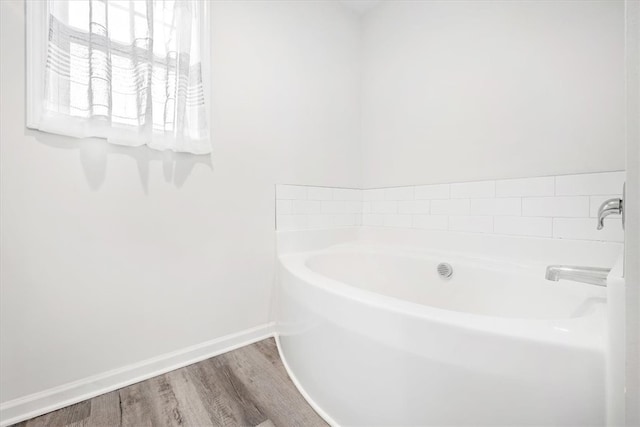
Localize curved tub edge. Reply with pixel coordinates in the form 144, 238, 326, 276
273, 334, 339, 427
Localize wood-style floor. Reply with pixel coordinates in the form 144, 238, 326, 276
13, 338, 328, 427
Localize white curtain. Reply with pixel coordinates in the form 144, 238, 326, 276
35, 0, 211, 155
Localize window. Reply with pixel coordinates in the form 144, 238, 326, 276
26, 0, 211, 155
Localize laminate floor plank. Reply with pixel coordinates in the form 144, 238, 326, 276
186, 353, 266, 426
11, 338, 327, 427
164, 368, 215, 426
85, 391, 121, 425
143, 374, 187, 426
218, 341, 326, 427
119, 381, 154, 427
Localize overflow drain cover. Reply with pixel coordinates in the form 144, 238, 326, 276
437, 263, 453, 279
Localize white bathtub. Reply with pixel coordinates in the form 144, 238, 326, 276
274, 228, 622, 426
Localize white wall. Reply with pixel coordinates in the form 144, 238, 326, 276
361, 0, 626, 188
624, 0, 640, 423
0, 0, 361, 403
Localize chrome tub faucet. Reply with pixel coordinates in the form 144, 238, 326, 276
545, 265, 611, 287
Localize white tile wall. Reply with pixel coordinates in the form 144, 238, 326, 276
276, 185, 362, 231
413, 214, 448, 230
385, 186, 414, 200
276, 170, 625, 242
494, 216, 553, 238
522, 196, 590, 218
450, 180, 495, 199
276, 184, 307, 200
308, 187, 333, 200
415, 184, 450, 199
362, 213, 384, 226
495, 176, 555, 197
449, 216, 494, 233
384, 214, 413, 228
398, 200, 430, 214
470, 198, 521, 216
555, 171, 625, 196
431, 199, 471, 215
334, 188, 361, 201
363, 188, 385, 201
553, 218, 624, 242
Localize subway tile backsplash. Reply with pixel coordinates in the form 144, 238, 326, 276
276, 170, 625, 242
276, 185, 362, 231
495, 176, 555, 197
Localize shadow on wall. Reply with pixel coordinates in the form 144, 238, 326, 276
28, 130, 213, 193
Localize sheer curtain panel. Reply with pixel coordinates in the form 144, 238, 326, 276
27, 0, 211, 155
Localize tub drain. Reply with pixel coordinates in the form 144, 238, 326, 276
437, 263, 453, 279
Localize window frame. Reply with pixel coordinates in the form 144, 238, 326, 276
24, 0, 213, 153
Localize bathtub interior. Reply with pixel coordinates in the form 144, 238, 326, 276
278, 226, 622, 268
279, 227, 620, 320
304, 246, 607, 319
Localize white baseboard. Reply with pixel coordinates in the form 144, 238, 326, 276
0, 323, 276, 427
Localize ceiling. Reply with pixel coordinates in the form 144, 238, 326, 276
339, 0, 383, 15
